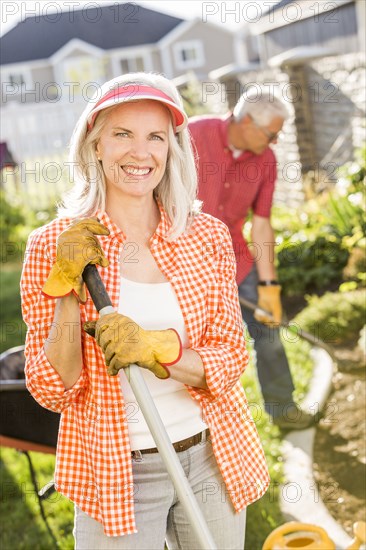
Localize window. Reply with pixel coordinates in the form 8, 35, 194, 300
120, 57, 144, 73
173, 41, 205, 70
181, 47, 197, 62
9, 74, 25, 87
62, 56, 107, 95
2, 70, 31, 100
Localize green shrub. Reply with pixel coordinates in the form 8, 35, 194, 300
277, 235, 348, 295
0, 267, 26, 353
334, 149, 366, 286
0, 190, 56, 264
275, 145, 365, 296
293, 289, 366, 345
0, 191, 26, 263
337, 145, 365, 195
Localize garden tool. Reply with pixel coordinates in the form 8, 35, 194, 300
348, 521, 366, 550
239, 296, 335, 357
262, 520, 366, 550
262, 522, 335, 550
82, 264, 217, 550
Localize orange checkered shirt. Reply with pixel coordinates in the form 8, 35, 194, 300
21, 206, 270, 537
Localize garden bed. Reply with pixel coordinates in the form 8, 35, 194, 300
313, 345, 366, 538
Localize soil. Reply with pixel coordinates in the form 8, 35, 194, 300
283, 295, 366, 539
313, 345, 366, 538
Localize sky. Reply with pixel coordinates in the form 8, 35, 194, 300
0, 0, 278, 36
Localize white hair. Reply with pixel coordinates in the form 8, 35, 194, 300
58, 72, 198, 240
233, 88, 290, 126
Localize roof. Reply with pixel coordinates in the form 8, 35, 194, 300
209, 62, 260, 80
251, 0, 354, 35
265, 0, 353, 15
264, 0, 294, 14
0, 2, 183, 65
268, 46, 337, 67
274, 0, 297, 11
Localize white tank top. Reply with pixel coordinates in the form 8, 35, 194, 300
118, 276, 207, 451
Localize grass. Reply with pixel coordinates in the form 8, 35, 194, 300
0, 448, 74, 550
240, 332, 313, 550
0, 263, 314, 549
0, 262, 75, 548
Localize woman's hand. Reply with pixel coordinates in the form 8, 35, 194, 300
42, 218, 110, 303
84, 312, 182, 378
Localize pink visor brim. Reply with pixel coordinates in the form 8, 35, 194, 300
87, 84, 188, 132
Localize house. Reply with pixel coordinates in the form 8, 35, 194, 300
0, 2, 236, 159
250, 0, 365, 66
208, 0, 365, 206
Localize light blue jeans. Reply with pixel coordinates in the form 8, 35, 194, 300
74, 437, 246, 549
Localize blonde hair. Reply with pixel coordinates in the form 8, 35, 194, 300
58, 72, 198, 239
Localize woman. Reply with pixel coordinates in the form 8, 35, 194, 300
21, 72, 270, 549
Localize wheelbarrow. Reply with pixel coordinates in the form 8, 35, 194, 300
0, 345, 60, 450
0, 345, 60, 542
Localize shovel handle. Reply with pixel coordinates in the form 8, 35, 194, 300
82, 264, 113, 313
81, 263, 217, 550
239, 296, 335, 356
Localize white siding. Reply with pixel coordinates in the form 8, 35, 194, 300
2, 99, 86, 160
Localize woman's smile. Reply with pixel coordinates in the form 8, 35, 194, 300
121, 164, 154, 179
96, 100, 170, 200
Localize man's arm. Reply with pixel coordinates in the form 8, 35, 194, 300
251, 214, 282, 325
251, 214, 277, 281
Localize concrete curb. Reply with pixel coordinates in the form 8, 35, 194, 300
279, 347, 353, 550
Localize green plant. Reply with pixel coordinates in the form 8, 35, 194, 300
332, 147, 366, 286
277, 233, 349, 296
274, 145, 366, 296
0, 191, 56, 264
0, 448, 74, 549
0, 191, 26, 262
179, 74, 213, 117
293, 289, 366, 345
0, 266, 26, 353
336, 145, 366, 195
327, 192, 365, 240
343, 246, 366, 283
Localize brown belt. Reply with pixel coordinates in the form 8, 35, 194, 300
133, 428, 210, 456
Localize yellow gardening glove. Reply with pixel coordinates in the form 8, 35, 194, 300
255, 285, 283, 327
42, 218, 110, 303
84, 312, 182, 378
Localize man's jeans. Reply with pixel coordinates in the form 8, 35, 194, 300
238, 266, 295, 418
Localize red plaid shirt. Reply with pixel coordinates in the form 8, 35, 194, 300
21, 206, 269, 536
189, 114, 276, 284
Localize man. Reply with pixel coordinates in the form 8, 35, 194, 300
189, 89, 315, 430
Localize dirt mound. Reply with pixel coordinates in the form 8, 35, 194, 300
313, 347, 366, 537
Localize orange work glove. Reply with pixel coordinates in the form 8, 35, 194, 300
84, 312, 182, 379
254, 284, 283, 327
42, 218, 110, 303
